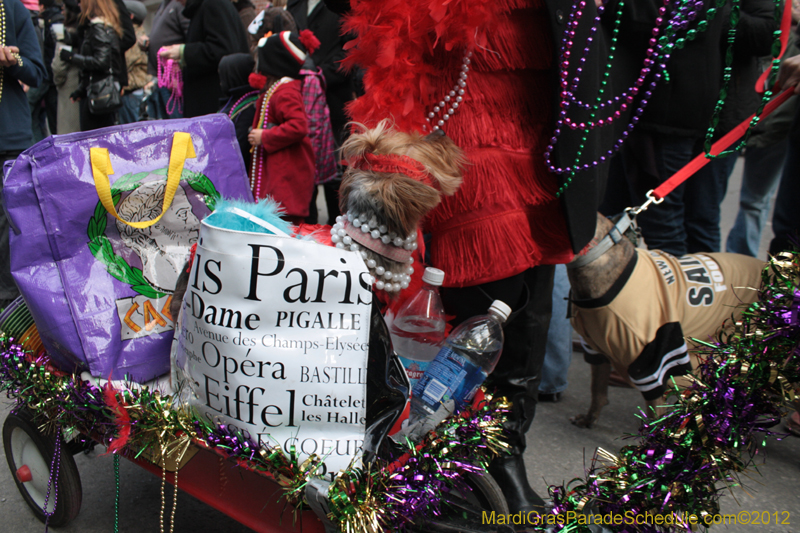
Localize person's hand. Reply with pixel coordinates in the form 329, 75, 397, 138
248, 128, 263, 147
158, 44, 181, 61
595, 0, 603, 6
777, 54, 800, 95
137, 34, 150, 51
0, 46, 20, 67
792, 0, 800, 23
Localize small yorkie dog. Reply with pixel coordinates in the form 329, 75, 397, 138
330, 120, 465, 293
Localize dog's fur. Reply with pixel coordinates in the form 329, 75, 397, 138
567, 213, 762, 428
337, 120, 465, 287
339, 120, 465, 239
567, 214, 636, 428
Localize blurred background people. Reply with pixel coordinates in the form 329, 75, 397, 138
158, 0, 249, 117
726, 5, 800, 257
27, 0, 60, 141
117, 0, 148, 124
681, 0, 779, 254
231, 0, 256, 53
287, 0, 354, 225
218, 52, 256, 168
138, 0, 189, 119
248, 4, 296, 51
59, 0, 125, 130
538, 265, 571, 403
50, 0, 81, 133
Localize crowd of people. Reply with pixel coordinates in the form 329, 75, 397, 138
2, 0, 800, 519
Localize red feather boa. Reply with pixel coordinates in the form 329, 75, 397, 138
342, 0, 498, 133
103, 383, 131, 454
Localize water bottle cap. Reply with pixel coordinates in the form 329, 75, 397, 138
422, 267, 445, 286
488, 300, 511, 323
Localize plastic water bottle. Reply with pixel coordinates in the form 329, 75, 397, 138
400, 300, 511, 441
389, 267, 446, 389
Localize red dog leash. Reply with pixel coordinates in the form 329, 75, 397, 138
632, 0, 796, 214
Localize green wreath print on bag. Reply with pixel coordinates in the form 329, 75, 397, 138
88, 169, 220, 302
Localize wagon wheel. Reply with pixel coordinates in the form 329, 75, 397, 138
3, 408, 83, 526
407, 471, 513, 533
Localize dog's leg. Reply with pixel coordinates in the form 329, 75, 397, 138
570, 361, 611, 428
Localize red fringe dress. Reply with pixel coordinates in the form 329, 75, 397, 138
344, 0, 572, 288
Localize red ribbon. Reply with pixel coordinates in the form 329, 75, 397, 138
344, 153, 438, 190
653, 88, 795, 201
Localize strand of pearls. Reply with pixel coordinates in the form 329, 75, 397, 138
425, 50, 472, 132
330, 213, 416, 293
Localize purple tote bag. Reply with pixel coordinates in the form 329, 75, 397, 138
4, 116, 253, 382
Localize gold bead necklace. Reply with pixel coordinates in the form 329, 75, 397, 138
0, 0, 25, 105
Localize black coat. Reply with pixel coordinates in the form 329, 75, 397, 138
71, 0, 134, 87
182, 0, 250, 117
715, 0, 778, 136
614, 0, 728, 138
544, 0, 617, 255
219, 85, 257, 169
70, 21, 125, 98
41, 6, 64, 81
287, 0, 354, 145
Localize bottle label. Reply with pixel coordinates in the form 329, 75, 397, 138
413, 346, 482, 414
397, 355, 431, 389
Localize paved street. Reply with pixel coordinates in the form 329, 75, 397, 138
1, 155, 798, 532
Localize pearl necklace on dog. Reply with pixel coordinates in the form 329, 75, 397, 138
330, 213, 416, 293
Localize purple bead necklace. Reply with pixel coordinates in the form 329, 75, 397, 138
546, 0, 714, 196
42, 427, 62, 530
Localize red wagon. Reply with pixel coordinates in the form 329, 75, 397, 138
1, 298, 510, 533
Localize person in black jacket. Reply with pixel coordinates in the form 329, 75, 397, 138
27, 0, 61, 140
218, 53, 257, 169
287, 0, 352, 146
158, 0, 249, 118
682, 0, 778, 253
600, 1, 758, 257
60, 0, 125, 130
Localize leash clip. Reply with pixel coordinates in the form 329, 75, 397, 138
628, 189, 664, 216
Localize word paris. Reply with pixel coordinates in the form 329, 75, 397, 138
173, 224, 372, 473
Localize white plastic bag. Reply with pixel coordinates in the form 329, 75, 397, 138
172, 220, 372, 474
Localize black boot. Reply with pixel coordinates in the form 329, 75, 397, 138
488, 454, 545, 514
439, 267, 554, 516
485, 267, 554, 516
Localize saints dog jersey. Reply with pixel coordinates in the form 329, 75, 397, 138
571, 249, 764, 400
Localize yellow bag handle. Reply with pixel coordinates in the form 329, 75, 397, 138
91, 132, 197, 229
